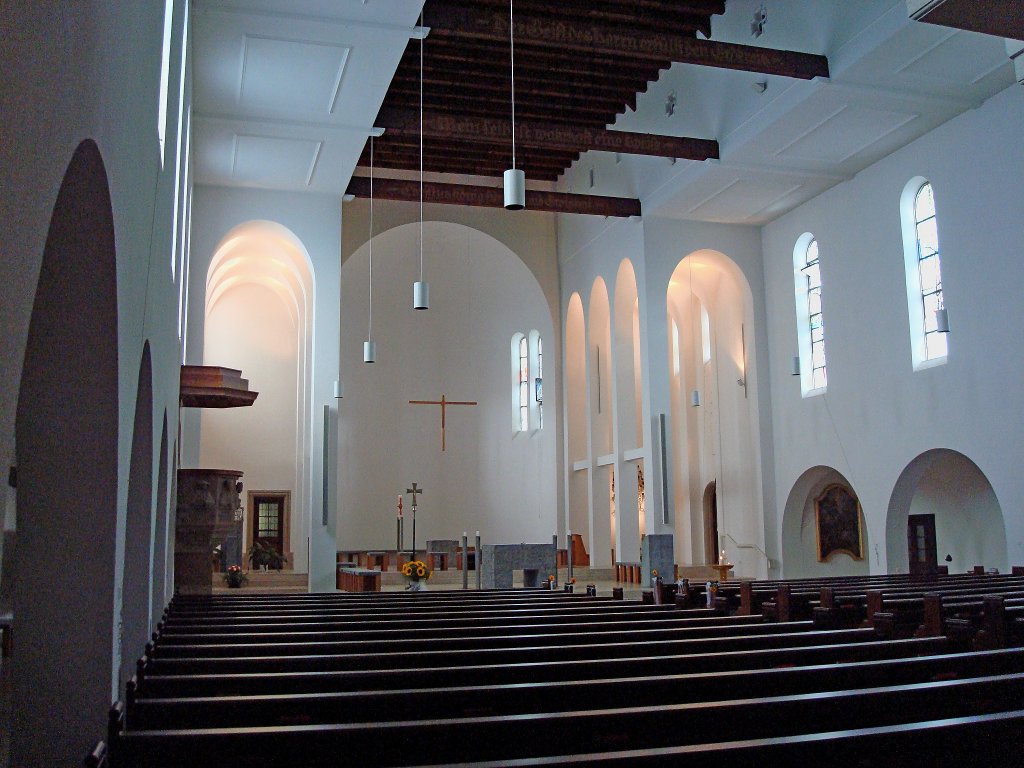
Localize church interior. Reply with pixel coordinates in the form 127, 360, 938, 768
2, 0, 1024, 764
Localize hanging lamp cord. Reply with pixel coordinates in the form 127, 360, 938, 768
368, 135, 374, 341
419, 10, 425, 281
509, 0, 517, 170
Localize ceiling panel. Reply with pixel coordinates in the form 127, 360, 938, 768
240, 36, 350, 114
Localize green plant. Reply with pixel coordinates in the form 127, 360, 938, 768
247, 541, 287, 570
223, 564, 247, 588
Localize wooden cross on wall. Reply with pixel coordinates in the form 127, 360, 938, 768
409, 394, 478, 451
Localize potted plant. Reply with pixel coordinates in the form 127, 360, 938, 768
247, 541, 287, 571
400, 559, 431, 591
223, 564, 247, 588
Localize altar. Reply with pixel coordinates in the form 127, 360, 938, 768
480, 543, 557, 589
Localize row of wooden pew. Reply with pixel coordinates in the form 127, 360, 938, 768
87, 579, 1024, 766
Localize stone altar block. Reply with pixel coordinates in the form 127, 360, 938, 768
426, 539, 458, 569
174, 468, 243, 595
642, 533, 674, 588
481, 543, 556, 589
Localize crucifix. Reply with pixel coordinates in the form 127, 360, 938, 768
406, 482, 423, 558
409, 395, 478, 451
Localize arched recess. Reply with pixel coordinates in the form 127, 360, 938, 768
781, 466, 869, 578
200, 220, 315, 573
613, 259, 644, 565
341, 221, 556, 547
665, 250, 764, 576
150, 411, 170, 625
120, 343, 154, 689
13, 139, 119, 765
565, 294, 588, 542
886, 450, 1006, 574
588, 278, 613, 568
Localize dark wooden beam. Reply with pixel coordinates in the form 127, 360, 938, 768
346, 176, 640, 217
428, 3, 829, 80
379, 108, 719, 162
909, 0, 1024, 40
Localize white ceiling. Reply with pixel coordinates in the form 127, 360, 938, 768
192, 0, 424, 195
190, 0, 1016, 225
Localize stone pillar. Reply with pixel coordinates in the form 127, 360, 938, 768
641, 533, 674, 588
174, 469, 243, 595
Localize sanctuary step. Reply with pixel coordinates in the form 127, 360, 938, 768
212, 570, 308, 593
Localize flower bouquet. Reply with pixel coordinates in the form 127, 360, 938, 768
223, 564, 247, 588
401, 559, 432, 591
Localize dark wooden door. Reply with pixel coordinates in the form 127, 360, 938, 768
252, 495, 284, 556
907, 514, 937, 576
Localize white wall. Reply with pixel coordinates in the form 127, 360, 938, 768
762, 84, 1024, 572
338, 219, 558, 548
0, 2, 190, 762
186, 184, 342, 590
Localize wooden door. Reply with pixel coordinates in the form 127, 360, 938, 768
907, 514, 937, 576
252, 495, 285, 557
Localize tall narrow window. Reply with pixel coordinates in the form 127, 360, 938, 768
901, 177, 947, 368
536, 336, 544, 430
803, 239, 827, 389
914, 182, 947, 361
793, 233, 827, 395
518, 335, 529, 431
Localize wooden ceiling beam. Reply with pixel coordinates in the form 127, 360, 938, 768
428, 2, 829, 79
383, 88, 621, 121
346, 176, 640, 217
378, 108, 719, 162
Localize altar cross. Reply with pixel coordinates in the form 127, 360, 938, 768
409, 395, 478, 451
405, 482, 423, 507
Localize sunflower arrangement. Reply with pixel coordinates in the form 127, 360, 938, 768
401, 559, 432, 588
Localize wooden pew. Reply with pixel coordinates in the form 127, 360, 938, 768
124, 647, 1024, 730
138, 626, 880, 679
107, 673, 1024, 766
136, 636, 951, 699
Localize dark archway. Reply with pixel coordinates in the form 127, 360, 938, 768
151, 412, 170, 626
120, 342, 153, 689
13, 139, 119, 765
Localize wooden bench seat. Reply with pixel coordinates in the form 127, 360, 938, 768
136, 636, 951, 698
124, 647, 1024, 730
139, 626, 879, 678
416, 710, 1024, 768
154, 613, 769, 646
148, 620, 843, 660
108, 673, 1024, 767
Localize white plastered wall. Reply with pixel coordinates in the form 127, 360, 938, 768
762, 84, 1024, 573
337, 215, 559, 548
185, 185, 342, 591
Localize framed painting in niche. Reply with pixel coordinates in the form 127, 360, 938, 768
815, 483, 864, 561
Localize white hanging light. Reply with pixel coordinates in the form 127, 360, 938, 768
364, 135, 377, 363
413, 10, 430, 309
503, 0, 525, 210
935, 307, 950, 333
791, 355, 801, 376
690, 389, 702, 407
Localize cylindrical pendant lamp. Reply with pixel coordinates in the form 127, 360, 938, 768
363, 340, 376, 363
413, 280, 429, 310
935, 307, 950, 333
690, 389, 702, 407
504, 168, 525, 210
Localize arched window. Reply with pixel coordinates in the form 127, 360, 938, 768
518, 335, 529, 431
535, 335, 544, 430
902, 179, 947, 367
793, 234, 827, 394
